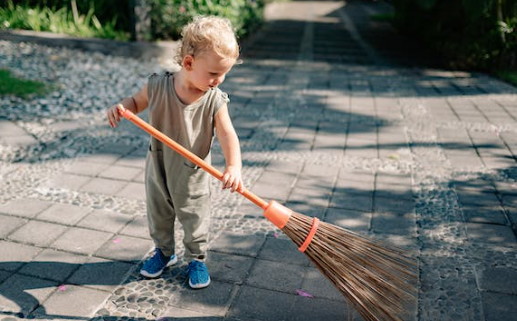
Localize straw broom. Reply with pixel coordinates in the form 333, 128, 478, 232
117, 105, 416, 321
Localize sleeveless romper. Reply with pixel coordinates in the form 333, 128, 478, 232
145, 72, 228, 261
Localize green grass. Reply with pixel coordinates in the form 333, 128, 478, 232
496, 71, 517, 87
0, 1, 129, 41
371, 13, 395, 23
0, 69, 51, 98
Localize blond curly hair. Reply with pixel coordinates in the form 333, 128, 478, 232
176, 16, 239, 65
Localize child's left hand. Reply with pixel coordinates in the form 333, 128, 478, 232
222, 166, 243, 193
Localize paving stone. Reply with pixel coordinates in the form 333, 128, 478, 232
228, 285, 294, 321
1, 135, 38, 148
18, 249, 88, 283
0, 270, 13, 283
0, 214, 27, 238
95, 235, 152, 262
210, 232, 265, 257
115, 182, 146, 201
288, 184, 332, 208
0, 274, 57, 317
476, 267, 517, 295
0, 120, 27, 137
160, 306, 221, 320
113, 156, 146, 169
284, 202, 326, 219
334, 178, 374, 197
507, 207, 517, 228
466, 223, 517, 247
31, 285, 111, 319
42, 173, 91, 191
79, 177, 128, 195
302, 163, 340, 179
252, 181, 292, 202
481, 291, 517, 321
50, 227, 114, 255
170, 281, 236, 316
287, 296, 348, 321
374, 196, 415, 214
98, 164, 142, 181
119, 215, 149, 239
64, 160, 110, 176
457, 191, 501, 207
0, 241, 41, 272
75, 153, 120, 165
246, 259, 305, 292
36, 203, 91, 225
257, 236, 309, 266
8, 220, 68, 247
132, 169, 146, 183
372, 211, 416, 236
374, 187, 414, 201
265, 159, 303, 175
482, 156, 517, 170
330, 193, 373, 212
76, 209, 133, 233
501, 194, 517, 208
461, 205, 509, 225
67, 257, 135, 292
207, 251, 254, 285
0, 199, 53, 218
301, 267, 343, 301
325, 207, 371, 232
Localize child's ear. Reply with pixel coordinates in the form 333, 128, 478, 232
183, 55, 194, 71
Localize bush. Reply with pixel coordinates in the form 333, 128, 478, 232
392, 0, 517, 71
3, 0, 132, 33
150, 0, 265, 40
0, 0, 130, 40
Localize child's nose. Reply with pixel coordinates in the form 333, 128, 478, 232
214, 75, 225, 85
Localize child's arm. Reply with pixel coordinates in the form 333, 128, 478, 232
107, 84, 149, 128
215, 104, 243, 193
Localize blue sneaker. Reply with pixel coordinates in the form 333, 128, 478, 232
140, 249, 178, 278
188, 260, 211, 289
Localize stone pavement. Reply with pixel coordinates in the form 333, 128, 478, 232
1, 1, 517, 320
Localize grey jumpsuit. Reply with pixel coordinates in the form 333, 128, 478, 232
145, 72, 228, 261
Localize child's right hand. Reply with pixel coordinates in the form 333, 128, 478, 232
106, 104, 122, 128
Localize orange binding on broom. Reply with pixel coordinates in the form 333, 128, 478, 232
117, 105, 416, 321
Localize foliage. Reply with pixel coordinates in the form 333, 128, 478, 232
0, 0, 130, 40
150, 0, 265, 40
4, 0, 133, 32
496, 70, 517, 86
371, 13, 395, 23
392, 0, 517, 71
0, 68, 51, 98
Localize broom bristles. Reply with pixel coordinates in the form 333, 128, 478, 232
282, 212, 417, 321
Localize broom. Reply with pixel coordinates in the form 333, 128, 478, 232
116, 105, 416, 321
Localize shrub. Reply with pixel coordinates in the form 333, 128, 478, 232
150, 0, 265, 40
392, 0, 517, 71
0, 0, 130, 40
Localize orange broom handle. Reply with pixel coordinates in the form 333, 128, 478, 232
117, 105, 269, 210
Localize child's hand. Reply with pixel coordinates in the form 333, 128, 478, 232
222, 166, 243, 193
106, 104, 123, 128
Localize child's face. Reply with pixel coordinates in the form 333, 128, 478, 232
185, 49, 235, 92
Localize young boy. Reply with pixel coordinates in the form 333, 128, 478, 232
106, 16, 243, 289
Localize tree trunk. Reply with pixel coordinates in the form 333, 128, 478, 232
130, 0, 151, 41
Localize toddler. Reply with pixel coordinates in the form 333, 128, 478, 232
106, 16, 243, 289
